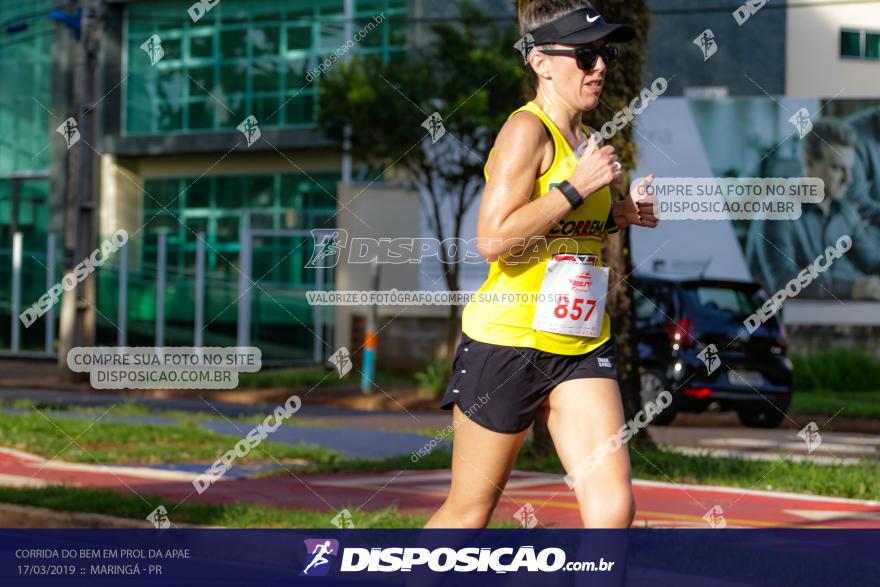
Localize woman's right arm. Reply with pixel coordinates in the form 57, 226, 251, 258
475, 113, 620, 262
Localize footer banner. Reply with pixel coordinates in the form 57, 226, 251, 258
1, 529, 877, 585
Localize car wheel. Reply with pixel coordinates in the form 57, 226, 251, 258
640, 369, 678, 426
736, 406, 787, 428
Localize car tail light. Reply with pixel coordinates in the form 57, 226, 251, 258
668, 318, 695, 347
684, 387, 712, 398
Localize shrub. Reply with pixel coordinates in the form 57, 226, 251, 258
414, 359, 450, 398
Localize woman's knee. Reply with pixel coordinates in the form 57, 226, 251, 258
438, 497, 496, 528
578, 485, 636, 528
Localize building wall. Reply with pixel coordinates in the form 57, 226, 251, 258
786, 0, 880, 97
645, 0, 786, 97
333, 182, 449, 372
786, 325, 880, 358
99, 155, 145, 269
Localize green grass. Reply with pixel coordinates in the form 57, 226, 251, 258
626, 446, 877, 500
0, 410, 344, 466
790, 389, 880, 419
1, 399, 205, 423
792, 350, 880, 392
0, 398, 341, 433
0, 486, 429, 528
304, 441, 880, 502
0, 486, 519, 528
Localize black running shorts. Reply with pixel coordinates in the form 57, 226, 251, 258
440, 332, 618, 434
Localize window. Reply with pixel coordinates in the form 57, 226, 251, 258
841, 29, 861, 58
0, 1, 53, 174
633, 282, 674, 326
124, 0, 408, 135
682, 285, 763, 319
104, 171, 340, 353
867, 32, 880, 60
840, 28, 880, 61
140, 171, 339, 281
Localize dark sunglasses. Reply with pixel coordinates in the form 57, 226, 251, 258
539, 45, 619, 71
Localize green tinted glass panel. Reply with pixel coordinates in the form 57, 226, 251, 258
221, 29, 248, 58
283, 93, 315, 125
0, 0, 53, 173
867, 33, 880, 60
841, 30, 861, 57
287, 25, 313, 50
189, 100, 216, 129
253, 95, 282, 124
355, 19, 383, 48
190, 33, 215, 59
250, 27, 281, 57
252, 61, 283, 92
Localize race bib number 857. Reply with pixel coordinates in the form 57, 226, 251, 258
531, 254, 609, 338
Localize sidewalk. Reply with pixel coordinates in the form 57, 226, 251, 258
2, 387, 879, 466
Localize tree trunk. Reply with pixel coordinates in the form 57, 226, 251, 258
605, 228, 655, 449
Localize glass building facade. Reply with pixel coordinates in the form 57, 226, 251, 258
0, 0, 54, 351
0, 0, 407, 360
125, 0, 407, 134
97, 172, 340, 359
100, 0, 408, 361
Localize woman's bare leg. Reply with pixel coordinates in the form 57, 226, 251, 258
425, 405, 527, 528
545, 378, 636, 528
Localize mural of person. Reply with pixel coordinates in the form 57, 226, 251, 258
847, 106, 880, 224
746, 117, 880, 300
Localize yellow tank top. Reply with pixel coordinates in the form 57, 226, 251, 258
461, 101, 615, 355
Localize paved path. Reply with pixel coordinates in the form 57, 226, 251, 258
0, 405, 445, 461
2, 385, 878, 465
2, 449, 879, 529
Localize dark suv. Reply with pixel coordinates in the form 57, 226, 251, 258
631, 273, 793, 428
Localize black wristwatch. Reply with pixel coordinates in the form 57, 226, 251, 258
557, 180, 584, 210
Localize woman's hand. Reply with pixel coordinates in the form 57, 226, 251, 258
612, 174, 659, 229
568, 135, 623, 198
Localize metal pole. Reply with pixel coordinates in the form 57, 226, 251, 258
58, 0, 102, 378
45, 233, 56, 354
117, 240, 127, 347
341, 0, 354, 185
361, 259, 380, 393
237, 214, 252, 348
10, 179, 19, 238
155, 233, 166, 348
11, 233, 22, 353
194, 231, 205, 348
314, 263, 324, 364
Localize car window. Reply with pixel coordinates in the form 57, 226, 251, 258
634, 282, 674, 325
683, 285, 763, 318
634, 288, 655, 321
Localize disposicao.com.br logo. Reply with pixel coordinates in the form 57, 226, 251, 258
301, 539, 340, 577
299, 539, 614, 575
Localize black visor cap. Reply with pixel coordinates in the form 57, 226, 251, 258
529, 7, 635, 45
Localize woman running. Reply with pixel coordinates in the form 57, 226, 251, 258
426, 0, 658, 529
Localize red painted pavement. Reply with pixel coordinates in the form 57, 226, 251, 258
2, 450, 879, 528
